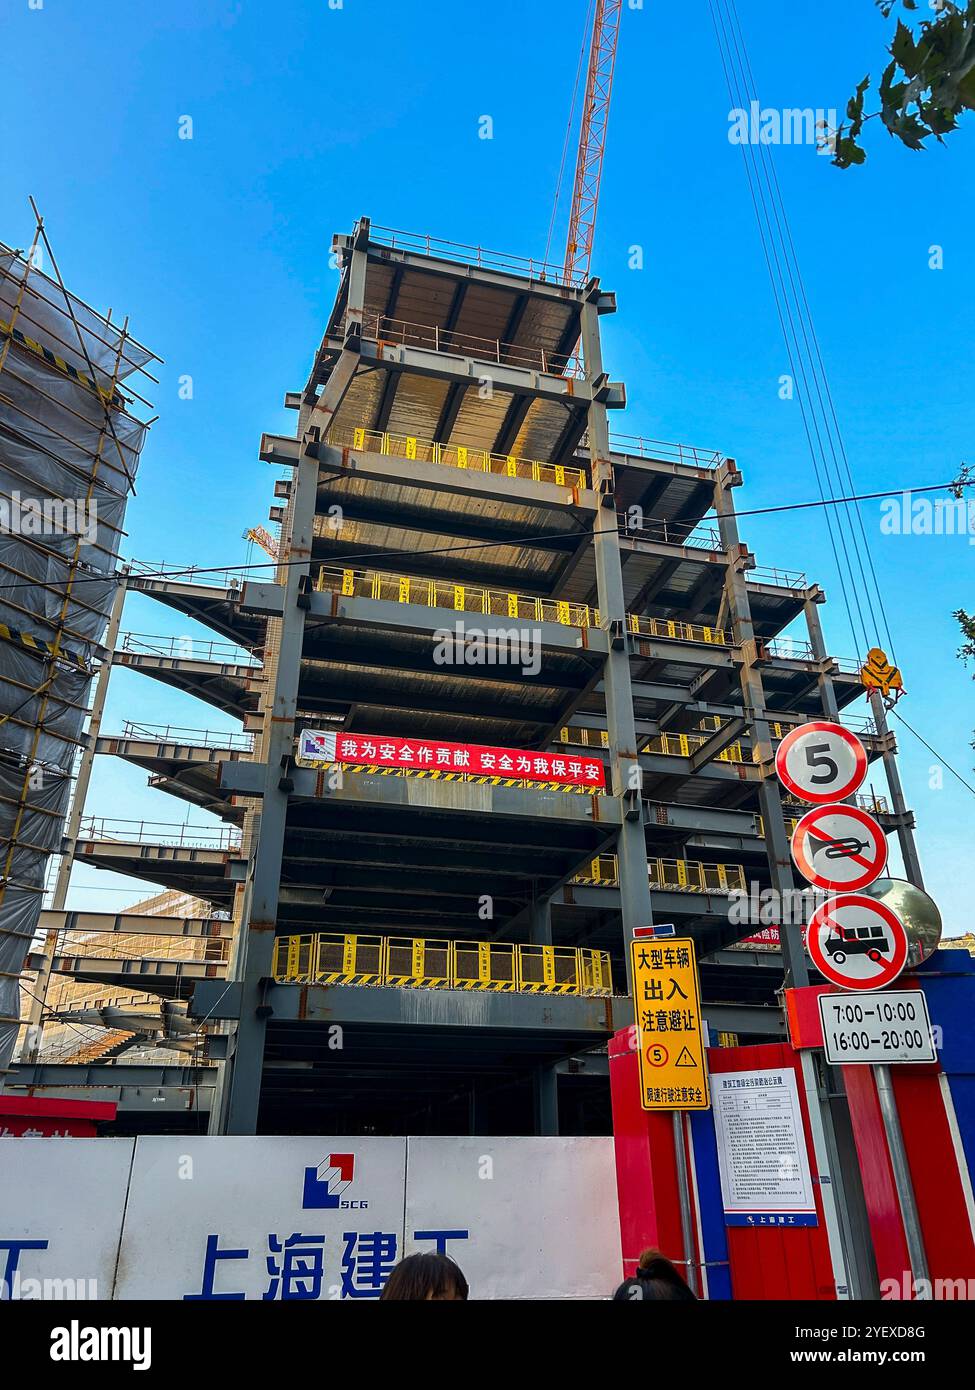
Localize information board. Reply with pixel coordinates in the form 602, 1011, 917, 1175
818, 989, 936, 1065
712, 1068, 818, 1227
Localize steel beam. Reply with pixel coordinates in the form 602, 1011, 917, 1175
333, 233, 590, 309
37, 910, 234, 939
304, 590, 608, 656
310, 441, 598, 513
7, 1062, 218, 1089
192, 978, 623, 1035
317, 333, 609, 408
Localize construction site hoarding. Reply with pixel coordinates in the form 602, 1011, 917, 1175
0, 1135, 621, 1300
0, 232, 156, 1071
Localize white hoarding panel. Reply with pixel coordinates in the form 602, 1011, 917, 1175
405, 1136, 621, 1299
115, 1137, 407, 1301
0, 1138, 134, 1299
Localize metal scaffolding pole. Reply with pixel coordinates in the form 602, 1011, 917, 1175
579, 295, 653, 994
18, 569, 129, 1067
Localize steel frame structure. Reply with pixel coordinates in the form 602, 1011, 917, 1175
11, 220, 922, 1179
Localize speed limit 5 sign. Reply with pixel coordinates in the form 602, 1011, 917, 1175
775, 721, 868, 805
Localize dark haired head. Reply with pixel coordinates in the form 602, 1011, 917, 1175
379, 1252, 469, 1301
612, 1248, 697, 1301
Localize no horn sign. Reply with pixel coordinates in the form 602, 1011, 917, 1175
791, 803, 888, 893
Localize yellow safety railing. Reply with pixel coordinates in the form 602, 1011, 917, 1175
642, 731, 745, 764
756, 815, 803, 839
317, 564, 598, 627
558, 726, 610, 750
453, 940, 517, 991
317, 566, 729, 648
517, 944, 587, 995
571, 855, 746, 893
272, 933, 613, 997
560, 718, 833, 768
627, 612, 728, 645
336, 426, 589, 491
558, 726, 744, 765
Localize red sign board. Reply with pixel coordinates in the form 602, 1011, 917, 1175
740, 927, 782, 948
298, 729, 606, 790
791, 803, 888, 893
0, 1095, 116, 1137
774, 721, 868, 805
805, 894, 909, 991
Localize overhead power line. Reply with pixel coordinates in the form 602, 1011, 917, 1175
0, 477, 968, 597
707, 0, 898, 664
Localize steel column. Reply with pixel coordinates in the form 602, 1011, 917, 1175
867, 690, 924, 887
803, 594, 841, 723
532, 1064, 559, 1136
713, 467, 807, 988
528, 896, 552, 945
580, 296, 653, 990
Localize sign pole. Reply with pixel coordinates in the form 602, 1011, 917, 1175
874, 1063, 931, 1296
866, 689, 932, 1296
672, 1110, 699, 1296
798, 1049, 852, 1300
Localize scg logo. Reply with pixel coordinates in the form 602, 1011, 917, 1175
302, 1154, 368, 1210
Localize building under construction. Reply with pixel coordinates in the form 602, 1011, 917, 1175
0, 225, 156, 1074
7, 218, 921, 1139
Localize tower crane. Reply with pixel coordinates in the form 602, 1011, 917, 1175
563, 0, 623, 283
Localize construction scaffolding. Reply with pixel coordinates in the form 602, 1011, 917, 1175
0, 209, 157, 1072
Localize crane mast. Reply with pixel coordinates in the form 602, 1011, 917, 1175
564, 0, 623, 283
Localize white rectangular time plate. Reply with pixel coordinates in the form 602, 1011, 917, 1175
818, 989, 936, 1065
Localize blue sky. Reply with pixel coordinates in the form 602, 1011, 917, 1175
2, 0, 971, 933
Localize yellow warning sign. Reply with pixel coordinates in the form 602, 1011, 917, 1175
631, 936, 710, 1111
860, 647, 904, 698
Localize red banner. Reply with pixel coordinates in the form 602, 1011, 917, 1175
298, 729, 606, 790
739, 927, 782, 948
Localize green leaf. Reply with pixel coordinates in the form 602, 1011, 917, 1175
832, 133, 867, 168
847, 74, 871, 134
922, 101, 958, 134
891, 19, 924, 77
958, 64, 975, 110
891, 110, 930, 147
